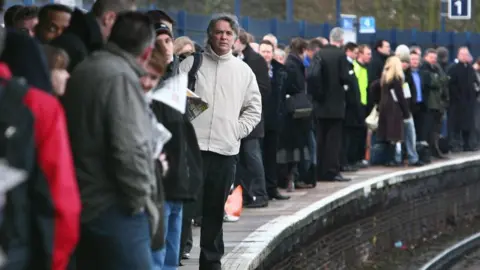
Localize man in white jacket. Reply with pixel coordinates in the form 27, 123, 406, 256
179, 13, 262, 270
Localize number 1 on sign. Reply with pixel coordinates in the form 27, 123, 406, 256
454, 0, 462, 15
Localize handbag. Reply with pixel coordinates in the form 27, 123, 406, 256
285, 92, 313, 119
365, 105, 379, 130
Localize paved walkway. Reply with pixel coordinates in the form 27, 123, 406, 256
180, 152, 478, 269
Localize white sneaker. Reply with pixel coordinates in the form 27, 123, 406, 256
223, 214, 239, 222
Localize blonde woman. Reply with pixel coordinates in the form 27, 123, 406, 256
376, 56, 410, 166
173, 36, 195, 57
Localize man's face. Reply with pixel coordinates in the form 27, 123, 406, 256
458, 48, 470, 63
424, 52, 437, 66
38, 10, 71, 42
306, 47, 320, 59
379, 41, 391, 55
233, 39, 244, 54
140, 65, 162, 92
346, 48, 358, 60
259, 43, 273, 63
359, 48, 372, 63
211, 20, 235, 56
410, 54, 421, 69
156, 33, 174, 63
17, 17, 38, 37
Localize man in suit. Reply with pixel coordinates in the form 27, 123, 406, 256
233, 29, 274, 207
312, 27, 351, 182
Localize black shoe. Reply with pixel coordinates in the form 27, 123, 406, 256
322, 174, 351, 182
244, 199, 269, 208
268, 190, 291, 200
410, 161, 424, 167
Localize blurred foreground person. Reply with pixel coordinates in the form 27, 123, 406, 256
62, 12, 160, 269
0, 18, 80, 270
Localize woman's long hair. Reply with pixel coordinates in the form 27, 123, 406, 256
381, 56, 404, 86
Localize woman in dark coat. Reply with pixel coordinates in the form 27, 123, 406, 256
277, 38, 311, 191
377, 56, 410, 166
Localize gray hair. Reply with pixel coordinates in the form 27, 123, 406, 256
329, 27, 344, 43
274, 48, 285, 58
206, 13, 240, 41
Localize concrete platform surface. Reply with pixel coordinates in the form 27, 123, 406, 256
179, 151, 480, 270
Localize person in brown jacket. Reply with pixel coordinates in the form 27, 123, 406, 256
377, 56, 411, 166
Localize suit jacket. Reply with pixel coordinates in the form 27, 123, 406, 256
313, 45, 350, 119
242, 45, 271, 139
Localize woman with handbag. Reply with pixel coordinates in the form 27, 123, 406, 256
376, 56, 411, 166
277, 38, 312, 192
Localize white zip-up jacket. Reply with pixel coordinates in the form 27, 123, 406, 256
179, 46, 262, 156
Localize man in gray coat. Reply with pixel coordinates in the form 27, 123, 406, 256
62, 12, 159, 269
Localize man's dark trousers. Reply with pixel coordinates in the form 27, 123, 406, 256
235, 138, 268, 202
316, 119, 343, 179
199, 151, 236, 270
262, 130, 279, 194
75, 205, 154, 270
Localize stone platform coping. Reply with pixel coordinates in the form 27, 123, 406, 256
221, 153, 480, 270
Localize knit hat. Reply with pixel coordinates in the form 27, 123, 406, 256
395, 44, 410, 62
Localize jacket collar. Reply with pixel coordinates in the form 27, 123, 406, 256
104, 42, 146, 78
205, 45, 233, 61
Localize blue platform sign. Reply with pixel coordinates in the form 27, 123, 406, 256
340, 16, 355, 31
448, 0, 471, 20
359, 17, 376, 34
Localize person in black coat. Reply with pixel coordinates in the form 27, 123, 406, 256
312, 27, 351, 182
258, 40, 290, 200
233, 29, 271, 208
447, 47, 479, 151
277, 38, 311, 191
341, 42, 364, 172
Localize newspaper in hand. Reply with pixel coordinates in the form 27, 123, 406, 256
150, 74, 188, 114
152, 122, 172, 159
186, 89, 209, 121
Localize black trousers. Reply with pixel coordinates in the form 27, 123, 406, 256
234, 139, 268, 203
199, 151, 236, 270
262, 130, 279, 194
341, 126, 365, 166
316, 119, 343, 179
413, 105, 429, 142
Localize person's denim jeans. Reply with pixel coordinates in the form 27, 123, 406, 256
75, 205, 154, 270
152, 201, 183, 270
395, 118, 419, 164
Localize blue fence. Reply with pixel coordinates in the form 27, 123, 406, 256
166, 10, 480, 57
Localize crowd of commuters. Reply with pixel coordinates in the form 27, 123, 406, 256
0, 1, 479, 270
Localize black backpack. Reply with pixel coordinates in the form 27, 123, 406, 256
187, 52, 203, 92
0, 77, 34, 172
306, 52, 324, 100
0, 77, 36, 268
